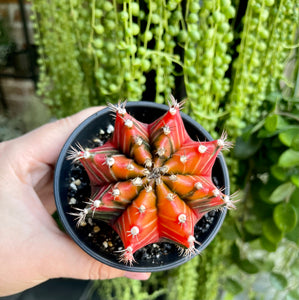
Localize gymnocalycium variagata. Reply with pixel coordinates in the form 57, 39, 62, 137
68, 97, 236, 265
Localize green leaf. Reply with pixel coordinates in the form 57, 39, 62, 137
265, 114, 286, 132
258, 182, 277, 204
244, 219, 262, 235
258, 125, 299, 138
291, 134, 299, 151
260, 236, 278, 252
273, 203, 297, 232
224, 278, 243, 295
269, 272, 288, 290
287, 289, 299, 300
271, 165, 288, 181
230, 242, 240, 261
290, 188, 299, 206
220, 223, 239, 240
286, 222, 299, 245
279, 128, 299, 147
266, 92, 282, 103
269, 182, 295, 203
262, 218, 283, 244
237, 259, 259, 274
257, 258, 275, 272
233, 135, 261, 160
291, 175, 299, 187
278, 149, 299, 168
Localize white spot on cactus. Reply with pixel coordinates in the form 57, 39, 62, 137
132, 177, 143, 186
163, 125, 171, 135
68, 207, 89, 228
112, 188, 120, 197
157, 147, 166, 157
155, 177, 162, 185
194, 182, 203, 190
93, 199, 101, 208
198, 145, 207, 153
135, 136, 143, 146
118, 107, 126, 115
125, 119, 133, 128
106, 156, 115, 167
178, 214, 187, 224
108, 101, 127, 116
188, 235, 195, 245
217, 139, 225, 148
145, 185, 152, 192
143, 169, 151, 176
213, 189, 220, 197
217, 131, 233, 150
169, 174, 177, 181
118, 245, 135, 265
126, 246, 133, 253
67, 143, 93, 163
145, 158, 152, 168
167, 193, 175, 201
180, 155, 188, 163
129, 226, 140, 237
138, 205, 146, 213
83, 150, 91, 159
127, 163, 134, 171
179, 235, 199, 257
160, 166, 168, 174
168, 95, 183, 111
223, 195, 237, 209
169, 107, 177, 115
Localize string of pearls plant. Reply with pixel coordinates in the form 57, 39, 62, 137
31, 0, 298, 136
226, 0, 299, 137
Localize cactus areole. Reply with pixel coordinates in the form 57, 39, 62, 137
54, 98, 234, 272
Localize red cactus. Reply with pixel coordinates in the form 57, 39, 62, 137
68, 97, 235, 265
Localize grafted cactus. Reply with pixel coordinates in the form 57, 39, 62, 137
68, 97, 235, 265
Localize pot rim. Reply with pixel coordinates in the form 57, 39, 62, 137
54, 101, 229, 272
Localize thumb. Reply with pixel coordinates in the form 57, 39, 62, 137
46, 231, 150, 281
19, 106, 105, 167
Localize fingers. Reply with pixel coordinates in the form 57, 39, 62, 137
124, 271, 151, 280
33, 166, 57, 214
46, 231, 150, 281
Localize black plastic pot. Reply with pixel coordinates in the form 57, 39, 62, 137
54, 101, 229, 272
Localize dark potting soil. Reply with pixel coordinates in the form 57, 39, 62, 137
65, 127, 221, 266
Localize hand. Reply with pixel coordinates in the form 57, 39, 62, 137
0, 107, 150, 296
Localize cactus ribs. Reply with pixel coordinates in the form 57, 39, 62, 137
68, 97, 235, 265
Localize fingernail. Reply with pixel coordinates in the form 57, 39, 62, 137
124, 272, 151, 280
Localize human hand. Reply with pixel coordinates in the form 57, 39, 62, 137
0, 107, 150, 296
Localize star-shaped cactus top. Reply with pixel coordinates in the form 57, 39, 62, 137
68, 97, 235, 265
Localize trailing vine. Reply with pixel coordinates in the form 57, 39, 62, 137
225, 0, 299, 137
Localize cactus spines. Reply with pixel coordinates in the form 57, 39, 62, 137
68, 97, 235, 265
